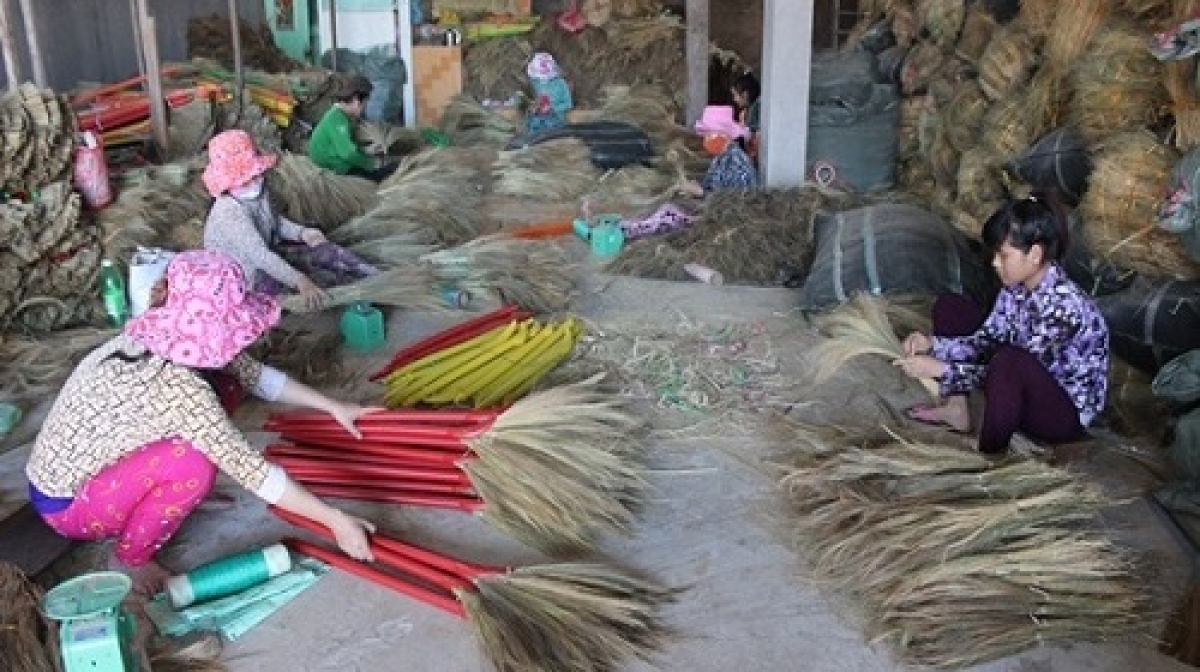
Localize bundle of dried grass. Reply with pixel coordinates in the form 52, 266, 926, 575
269, 152, 379, 231
1164, 61, 1200, 150
1121, 0, 1173, 27
423, 234, 578, 314
942, 83, 989, 152
955, 148, 1006, 221
609, 187, 867, 285
1106, 355, 1173, 440
1068, 25, 1169, 146
927, 131, 960, 190
280, 265, 446, 314
462, 36, 532, 105
331, 148, 486, 248
355, 120, 424, 158
980, 94, 1039, 161
898, 96, 934, 158
249, 321, 357, 390
977, 26, 1038, 101
346, 232, 439, 267
900, 42, 947, 96
1080, 132, 1194, 279
806, 294, 937, 396
98, 178, 211, 263
0, 326, 116, 398
439, 95, 520, 148
594, 84, 688, 149
891, 3, 920, 47
492, 139, 600, 201
0, 562, 55, 672
918, 0, 965, 48
955, 4, 997, 63
587, 164, 679, 212
1041, 0, 1111, 76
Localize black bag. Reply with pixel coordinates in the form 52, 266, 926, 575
1062, 212, 1136, 297
1007, 127, 1092, 205
1096, 276, 1200, 373
799, 203, 997, 311
505, 121, 655, 170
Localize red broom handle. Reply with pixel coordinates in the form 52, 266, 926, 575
291, 474, 474, 496
371, 536, 505, 582
277, 426, 478, 450
285, 538, 467, 618
370, 305, 529, 380
267, 408, 503, 427
266, 443, 469, 467
279, 461, 470, 485
304, 484, 485, 510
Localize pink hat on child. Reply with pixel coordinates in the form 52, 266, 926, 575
694, 105, 748, 139
201, 130, 278, 197
126, 250, 281, 369
527, 52, 561, 81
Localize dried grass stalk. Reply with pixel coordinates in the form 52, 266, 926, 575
980, 94, 1038, 161
942, 83, 989, 152
462, 36, 531, 105
0, 326, 117, 398
1041, 0, 1111, 76
977, 26, 1038, 101
955, 148, 1006, 219
1068, 25, 1169, 146
900, 42, 947, 96
918, 0, 965, 48
955, 5, 997, 63
1164, 61, 1200, 150
423, 234, 578, 314
0, 562, 55, 672
279, 265, 446, 313
1080, 132, 1195, 279
492, 139, 600, 201
269, 152, 378, 231
439, 95, 520, 148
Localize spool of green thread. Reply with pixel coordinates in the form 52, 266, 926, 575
165, 543, 292, 609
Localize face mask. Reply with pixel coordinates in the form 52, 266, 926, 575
230, 177, 264, 199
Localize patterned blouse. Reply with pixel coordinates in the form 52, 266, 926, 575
26, 334, 285, 500
204, 194, 307, 291
701, 144, 759, 194
931, 263, 1109, 425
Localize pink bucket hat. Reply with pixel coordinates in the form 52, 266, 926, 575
201, 130, 278, 197
126, 249, 281, 369
527, 52, 561, 81
694, 105, 748, 139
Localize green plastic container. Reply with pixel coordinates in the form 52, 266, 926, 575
0, 402, 20, 437
340, 301, 386, 351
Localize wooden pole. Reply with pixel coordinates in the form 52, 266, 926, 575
129, 0, 146, 82
685, 0, 709, 126
0, 0, 22, 91
16, 0, 44, 87
136, 0, 169, 156
329, 0, 339, 71
228, 0, 244, 109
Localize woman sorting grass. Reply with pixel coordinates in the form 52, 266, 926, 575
24, 250, 379, 595
893, 192, 1110, 454
202, 129, 378, 310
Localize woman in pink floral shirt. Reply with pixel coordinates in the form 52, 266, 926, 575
894, 193, 1109, 454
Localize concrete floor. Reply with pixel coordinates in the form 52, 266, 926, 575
3, 266, 1197, 671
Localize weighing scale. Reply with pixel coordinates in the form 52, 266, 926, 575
41, 571, 137, 672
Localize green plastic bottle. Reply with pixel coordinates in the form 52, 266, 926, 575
99, 259, 130, 327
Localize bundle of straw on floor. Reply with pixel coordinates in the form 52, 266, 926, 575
279, 265, 447, 313
1069, 25, 1169, 146
346, 231, 440, 267
439, 95, 521, 148
979, 92, 1041, 162
267, 374, 650, 552
1079, 132, 1195, 279
331, 148, 486, 248
0, 562, 55, 672
462, 37, 532, 106
806, 294, 937, 396
954, 4, 997, 64
1040, 0, 1111, 77
778, 425, 1151, 669
942, 83, 989, 152
356, 120, 424, 159
97, 179, 211, 262
279, 515, 678, 672
955, 148, 1006, 223
492, 139, 600, 201
423, 234, 578, 314
977, 25, 1038, 101
586, 164, 680, 213
268, 152, 379, 231
0, 326, 117, 398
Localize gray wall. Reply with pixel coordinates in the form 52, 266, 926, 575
2, 0, 266, 92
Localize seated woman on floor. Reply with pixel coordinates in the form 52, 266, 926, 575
202, 129, 378, 310
678, 105, 760, 198
892, 191, 1109, 454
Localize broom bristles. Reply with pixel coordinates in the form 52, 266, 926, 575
0, 562, 55, 672
279, 266, 446, 313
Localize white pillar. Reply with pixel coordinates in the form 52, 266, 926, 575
685, 0, 709, 126
760, 0, 813, 187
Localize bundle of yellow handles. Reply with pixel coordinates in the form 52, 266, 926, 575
381, 317, 583, 408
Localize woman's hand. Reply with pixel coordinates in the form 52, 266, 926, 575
296, 275, 329, 310
327, 403, 385, 439
893, 354, 948, 380
328, 509, 376, 562
301, 228, 327, 247
902, 331, 932, 356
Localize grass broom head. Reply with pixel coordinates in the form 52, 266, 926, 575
942, 82, 989, 152
461, 562, 680, 672
439, 95, 520, 148
1068, 24, 1170, 147
462, 36, 531, 105
955, 3, 998, 64
900, 41, 947, 97
492, 139, 600, 201
890, 3, 920, 48
918, 0, 966, 49
424, 234, 579, 314
269, 152, 379, 231
955, 147, 1006, 218
977, 25, 1038, 102
979, 92, 1040, 161
1040, 0, 1111, 76
1164, 61, 1200, 150
0, 326, 117, 398
0, 561, 55, 672
928, 129, 960, 190
1106, 355, 1174, 440
279, 264, 447, 314
898, 95, 935, 158
1078, 131, 1196, 279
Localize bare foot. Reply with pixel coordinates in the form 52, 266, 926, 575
905, 402, 971, 433
110, 556, 173, 597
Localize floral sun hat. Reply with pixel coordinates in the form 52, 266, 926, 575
693, 105, 749, 140
201, 129, 279, 198
126, 249, 281, 369
527, 52, 561, 81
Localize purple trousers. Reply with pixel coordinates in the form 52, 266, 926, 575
932, 294, 1086, 453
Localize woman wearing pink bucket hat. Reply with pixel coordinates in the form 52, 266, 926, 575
678, 105, 759, 198
25, 250, 380, 595
202, 129, 378, 309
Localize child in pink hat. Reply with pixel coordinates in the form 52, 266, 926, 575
26, 250, 381, 596
678, 105, 760, 197
202, 129, 377, 309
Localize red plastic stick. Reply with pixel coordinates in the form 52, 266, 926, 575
271, 439, 471, 461
265, 444, 468, 468
267, 408, 503, 428
278, 461, 470, 485
371, 536, 505, 581
370, 305, 531, 381
291, 474, 474, 496
277, 426, 478, 450
304, 484, 486, 511
285, 538, 467, 617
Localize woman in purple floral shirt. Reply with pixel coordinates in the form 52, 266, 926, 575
893, 193, 1109, 453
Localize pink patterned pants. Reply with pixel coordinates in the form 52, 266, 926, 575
42, 437, 216, 566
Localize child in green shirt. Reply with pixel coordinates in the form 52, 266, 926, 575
308, 75, 397, 181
